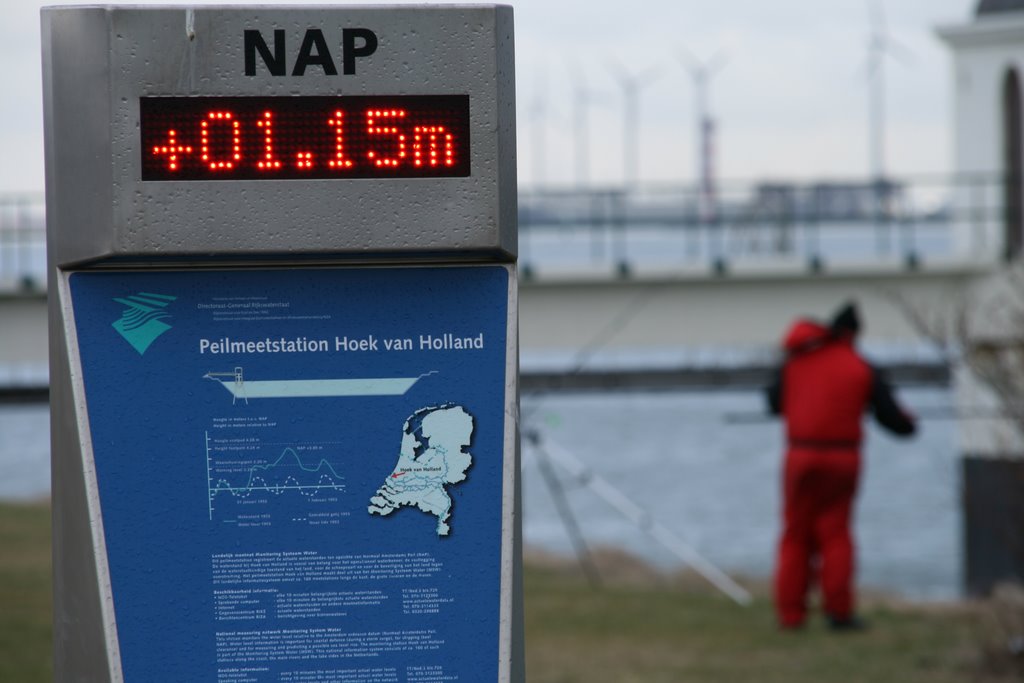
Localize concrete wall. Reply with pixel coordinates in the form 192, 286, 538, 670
0, 264, 988, 367
0, 293, 48, 366
520, 266, 982, 353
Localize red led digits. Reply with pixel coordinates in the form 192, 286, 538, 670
140, 96, 469, 180
151, 129, 192, 172
366, 109, 408, 168
413, 126, 455, 167
255, 112, 281, 170
200, 111, 241, 170
327, 111, 354, 169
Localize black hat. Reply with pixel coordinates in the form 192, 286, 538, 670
830, 301, 861, 336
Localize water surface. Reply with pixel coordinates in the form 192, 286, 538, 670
0, 387, 959, 599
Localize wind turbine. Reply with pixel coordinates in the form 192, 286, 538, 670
679, 47, 728, 221
567, 61, 604, 189
864, 0, 911, 183
527, 69, 550, 188
608, 62, 661, 189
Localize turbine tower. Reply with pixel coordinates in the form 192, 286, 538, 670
567, 62, 602, 189
864, 0, 910, 182
679, 48, 728, 221
528, 70, 549, 188
609, 63, 661, 189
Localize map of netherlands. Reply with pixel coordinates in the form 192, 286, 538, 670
367, 404, 474, 536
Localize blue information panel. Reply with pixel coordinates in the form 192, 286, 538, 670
70, 266, 510, 683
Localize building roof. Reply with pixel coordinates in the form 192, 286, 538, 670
978, 0, 1024, 16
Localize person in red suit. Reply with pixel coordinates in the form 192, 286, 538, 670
767, 301, 916, 630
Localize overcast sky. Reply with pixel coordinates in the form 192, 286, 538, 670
2, 0, 976, 193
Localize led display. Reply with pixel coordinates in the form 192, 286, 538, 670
140, 95, 470, 180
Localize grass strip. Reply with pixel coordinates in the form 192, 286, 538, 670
0, 504, 993, 682
0, 501, 52, 683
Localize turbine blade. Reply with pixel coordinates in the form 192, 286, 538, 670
636, 66, 662, 89
677, 45, 700, 73
867, 0, 885, 34
705, 49, 730, 76
883, 37, 915, 66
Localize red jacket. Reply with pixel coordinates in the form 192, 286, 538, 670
767, 319, 916, 443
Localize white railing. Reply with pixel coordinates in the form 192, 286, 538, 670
0, 174, 1014, 289
519, 173, 1009, 274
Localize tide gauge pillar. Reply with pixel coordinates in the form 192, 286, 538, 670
42, 6, 521, 681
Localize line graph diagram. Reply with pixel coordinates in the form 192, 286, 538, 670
205, 431, 346, 520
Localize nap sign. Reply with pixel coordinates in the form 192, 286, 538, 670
42, 6, 521, 683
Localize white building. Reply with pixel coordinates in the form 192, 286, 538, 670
938, 0, 1024, 261
938, 0, 1024, 596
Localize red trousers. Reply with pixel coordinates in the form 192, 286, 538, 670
774, 446, 860, 628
